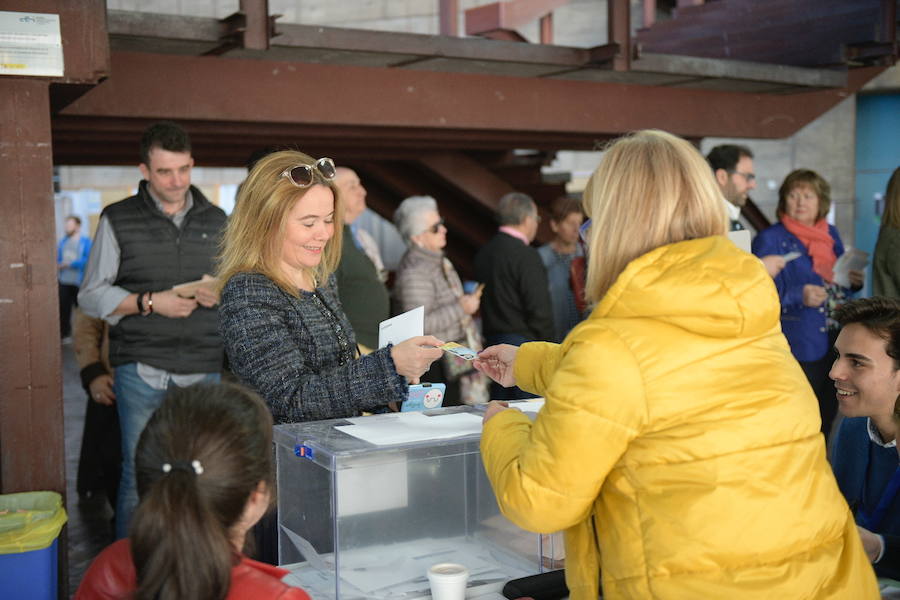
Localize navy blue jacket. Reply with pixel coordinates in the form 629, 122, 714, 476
831, 417, 900, 580
751, 222, 846, 362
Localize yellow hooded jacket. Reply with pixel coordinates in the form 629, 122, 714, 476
481, 237, 877, 599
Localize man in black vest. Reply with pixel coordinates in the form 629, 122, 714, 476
78, 121, 226, 538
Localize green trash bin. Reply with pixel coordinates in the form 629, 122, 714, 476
0, 491, 68, 600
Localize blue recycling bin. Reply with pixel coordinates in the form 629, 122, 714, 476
0, 491, 68, 600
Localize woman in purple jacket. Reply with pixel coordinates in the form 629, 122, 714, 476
752, 169, 864, 438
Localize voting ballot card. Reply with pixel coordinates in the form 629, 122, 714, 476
439, 341, 478, 361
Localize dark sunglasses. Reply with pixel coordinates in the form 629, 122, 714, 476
428, 219, 445, 234
280, 157, 337, 188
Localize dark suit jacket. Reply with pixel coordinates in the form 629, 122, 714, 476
474, 231, 554, 342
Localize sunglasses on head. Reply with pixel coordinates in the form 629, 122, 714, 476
280, 157, 337, 188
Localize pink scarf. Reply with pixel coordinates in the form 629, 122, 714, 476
781, 215, 836, 282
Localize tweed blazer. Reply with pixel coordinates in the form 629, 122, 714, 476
219, 272, 406, 424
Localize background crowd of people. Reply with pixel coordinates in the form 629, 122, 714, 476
64, 120, 900, 599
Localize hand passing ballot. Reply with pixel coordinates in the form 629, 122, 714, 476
439, 341, 479, 361
390, 335, 445, 384
472, 344, 519, 388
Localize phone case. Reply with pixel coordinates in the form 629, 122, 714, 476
401, 382, 446, 412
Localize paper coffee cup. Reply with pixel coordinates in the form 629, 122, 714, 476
427, 562, 469, 600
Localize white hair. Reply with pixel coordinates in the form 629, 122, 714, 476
393, 195, 439, 243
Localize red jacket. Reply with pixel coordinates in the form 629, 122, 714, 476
75, 539, 311, 600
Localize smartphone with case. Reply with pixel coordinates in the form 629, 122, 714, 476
401, 382, 446, 412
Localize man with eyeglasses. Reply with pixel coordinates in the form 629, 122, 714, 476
475, 192, 554, 400
706, 144, 757, 232
333, 166, 390, 352
78, 121, 227, 539
707, 144, 784, 277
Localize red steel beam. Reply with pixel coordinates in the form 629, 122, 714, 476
416, 152, 516, 213
357, 161, 495, 244
881, 0, 896, 45
643, 0, 657, 28
466, 0, 569, 36
240, 0, 271, 50
439, 0, 459, 36
57, 51, 885, 144
0, 80, 66, 499
608, 0, 631, 71
539, 13, 553, 44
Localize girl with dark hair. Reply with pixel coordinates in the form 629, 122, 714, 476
75, 383, 311, 600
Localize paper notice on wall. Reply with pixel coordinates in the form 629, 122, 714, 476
0, 12, 63, 77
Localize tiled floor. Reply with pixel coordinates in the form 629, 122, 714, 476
62, 342, 114, 596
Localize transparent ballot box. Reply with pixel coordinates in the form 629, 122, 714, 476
274, 408, 545, 599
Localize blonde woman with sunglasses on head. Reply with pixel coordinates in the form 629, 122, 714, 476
474, 130, 878, 599
217, 151, 443, 427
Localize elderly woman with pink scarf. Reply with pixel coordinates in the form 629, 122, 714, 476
752, 169, 864, 438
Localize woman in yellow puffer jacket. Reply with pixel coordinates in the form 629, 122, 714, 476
474, 130, 878, 599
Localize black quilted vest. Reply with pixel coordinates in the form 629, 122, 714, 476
104, 182, 226, 373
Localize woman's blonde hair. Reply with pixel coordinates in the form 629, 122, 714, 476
217, 150, 343, 296
882, 166, 900, 230
583, 130, 727, 305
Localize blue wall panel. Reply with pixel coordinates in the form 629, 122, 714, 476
854, 94, 900, 296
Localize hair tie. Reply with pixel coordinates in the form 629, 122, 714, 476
161, 460, 204, 475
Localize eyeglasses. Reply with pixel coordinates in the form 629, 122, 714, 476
730, 170, 756, 183
787, 189, 818, 202
579, 218, 592, 245
280, 157, 337, 188
427, 219, 445, 234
